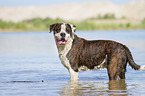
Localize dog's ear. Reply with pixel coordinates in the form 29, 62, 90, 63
70, 24, 76, 33
67, 23, 76, 38
49, 23, 57, 33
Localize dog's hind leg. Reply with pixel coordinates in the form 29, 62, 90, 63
107, 49, 127, 80
107, 56, 119, 80
118, 57, 127, 79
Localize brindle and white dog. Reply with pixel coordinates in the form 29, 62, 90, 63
50, 23, 145, 81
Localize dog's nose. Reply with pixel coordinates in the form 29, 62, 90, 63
60, 33, 66, 37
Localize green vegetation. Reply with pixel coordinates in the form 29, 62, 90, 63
88, 13, 116, 20
0, 16, 145, 32
0, 17, 67, 31
0, 19, 28, 31
23, 17, 66, 30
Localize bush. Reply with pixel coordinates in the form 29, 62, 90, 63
96, 13, 116, 19
103, 13, 116, 19
126, 22, 131, 28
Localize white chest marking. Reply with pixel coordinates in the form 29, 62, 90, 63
58, 39, 78, 81
58, 40, 72, 69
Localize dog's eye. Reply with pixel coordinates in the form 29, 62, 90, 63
56, 28, 60, 33
66, 28, 70, 33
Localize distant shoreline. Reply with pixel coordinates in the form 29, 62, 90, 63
1, 28, 145, 33
0, 28, 145, 33
0, 17, 145, 32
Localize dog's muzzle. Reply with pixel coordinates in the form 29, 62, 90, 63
56, 33, 67, 46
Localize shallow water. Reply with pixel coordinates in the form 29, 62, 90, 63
0, 30, 145, 96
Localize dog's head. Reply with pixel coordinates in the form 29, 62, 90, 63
49, 23, 76, 46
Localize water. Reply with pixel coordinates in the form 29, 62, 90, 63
0, 30, 145, 96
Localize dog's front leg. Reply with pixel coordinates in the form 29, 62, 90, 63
69, 68, 78, 81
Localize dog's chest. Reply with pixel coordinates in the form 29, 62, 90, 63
58, 40, 73, 69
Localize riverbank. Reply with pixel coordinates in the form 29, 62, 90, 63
0, 17, 145, 32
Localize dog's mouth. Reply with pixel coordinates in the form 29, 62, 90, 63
57, 38, 67, 46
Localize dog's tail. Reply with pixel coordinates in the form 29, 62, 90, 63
124, 45, 145, 71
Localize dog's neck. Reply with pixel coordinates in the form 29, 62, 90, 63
57, 37, 73, 56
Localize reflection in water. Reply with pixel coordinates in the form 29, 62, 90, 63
59, 80, 128, 96
60, 81, 79, 96
108, 80, 128, 96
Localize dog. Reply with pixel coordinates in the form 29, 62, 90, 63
49, 23, 145, 81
